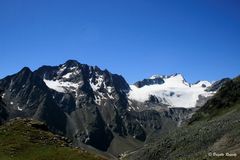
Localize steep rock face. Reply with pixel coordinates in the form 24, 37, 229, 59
206, 78, 231, 92
34, 60, 155, 152
134, 77, 164, 88
146, 95, 160, 104
124, 108, 192, 141
34, 60, 131, 151
0, 67, 67, 134
0, 89, 8, 124
35, 60, 130, 109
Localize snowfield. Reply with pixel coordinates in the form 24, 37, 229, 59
128, 74, 215, 108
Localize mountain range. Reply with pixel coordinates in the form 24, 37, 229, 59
124, 76, 240, 160
0, 60, 236, 159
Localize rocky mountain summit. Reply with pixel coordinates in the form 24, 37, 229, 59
128, 73, 217, 108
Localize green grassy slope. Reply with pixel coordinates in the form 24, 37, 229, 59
190, 76, 240, 123
0, 119, 106, 160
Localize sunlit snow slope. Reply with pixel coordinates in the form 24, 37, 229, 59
128, 74, 215, 108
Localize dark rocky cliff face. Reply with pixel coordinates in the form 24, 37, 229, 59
0, 67, 67, 134
34, 60, 130, 151
206, 78, 231, 92
0, 89, 8, 124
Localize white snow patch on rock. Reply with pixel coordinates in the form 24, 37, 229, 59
1, 93, 5, 99
17, 106, 23, 111
62, 72, 72, 79
89, 75, 104, 91
43, 79, 79, 93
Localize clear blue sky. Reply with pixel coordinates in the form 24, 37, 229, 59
0, 0, 240, 83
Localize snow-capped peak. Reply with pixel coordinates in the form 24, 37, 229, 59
165, 73, 189, 87
150, 73, 185, 80
149, 73, 189, 87
169, 73, 184, 79
41, 60, 130, 106
128, 74, 215, 108
192, 80, 212, 88
149, 75, 163, 79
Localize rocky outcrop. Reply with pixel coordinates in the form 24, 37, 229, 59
0, 89, 8, 124
206, 78, 231, 92
134, 77, 164, 88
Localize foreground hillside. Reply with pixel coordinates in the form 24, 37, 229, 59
0, 118, 106, 160
124, 76, 240, 160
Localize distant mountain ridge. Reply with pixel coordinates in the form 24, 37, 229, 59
128, 73, 217, 108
